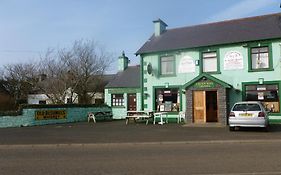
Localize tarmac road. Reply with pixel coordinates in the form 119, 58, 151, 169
1, 141, 281, 175
1, 121, 281, 174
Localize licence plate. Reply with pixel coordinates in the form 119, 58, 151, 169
239, 113, 253, 117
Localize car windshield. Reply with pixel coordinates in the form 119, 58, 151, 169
232, 104, 261, 111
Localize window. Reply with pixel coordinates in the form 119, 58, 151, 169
160, 56, 175, 75
202, 52, 218, 73
111, 94, 124, 107
39, 100, 46, 104
245, 84, 279, 113
251, 46, 270, 70
155, 88, 180, 112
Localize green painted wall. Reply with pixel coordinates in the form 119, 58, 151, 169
0, 105, 112, 128
104, 88, 141, 119
141, 39, 281, 119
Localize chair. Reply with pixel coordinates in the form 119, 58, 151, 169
177, 111, 186, 123
88, 112, 96, 123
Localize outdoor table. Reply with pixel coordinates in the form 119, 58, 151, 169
153, 112, 168, 125
126, 110, 153, 125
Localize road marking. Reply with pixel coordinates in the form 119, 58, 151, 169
1, 139, 281, 148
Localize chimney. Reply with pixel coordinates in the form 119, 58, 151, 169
118, 51, 129, 72
153, 18, 168, 37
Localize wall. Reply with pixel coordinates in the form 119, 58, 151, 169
104, 88, 141, 119
0, 104, 112, 128
141, 39, 281, 119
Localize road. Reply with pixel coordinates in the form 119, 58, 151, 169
1, 141, 281, 175
1, 121, 281, 174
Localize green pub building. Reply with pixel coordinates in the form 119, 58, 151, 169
107, 13, 281, 124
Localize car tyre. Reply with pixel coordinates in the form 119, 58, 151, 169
264, 125, 270, 132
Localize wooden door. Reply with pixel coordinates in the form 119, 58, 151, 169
127, 94, 137, 111
193, 91, 206, 123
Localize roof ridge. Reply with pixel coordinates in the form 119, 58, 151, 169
167, 12, 281, 32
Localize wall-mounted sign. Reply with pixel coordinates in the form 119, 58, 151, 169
178, 55, 195, 73
35, 110, 67, 120
224, 51, 243, 70
194, 81, 216, 88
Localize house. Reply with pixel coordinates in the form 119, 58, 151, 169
104, 52, 141, 119
135, 13, 281, 124
28, 74, 114, 105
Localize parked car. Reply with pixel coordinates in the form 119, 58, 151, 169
228, 101, 269, 131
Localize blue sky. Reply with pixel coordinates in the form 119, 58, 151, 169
0, 0, 280, 73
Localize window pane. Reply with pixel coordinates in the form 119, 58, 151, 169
251, 48, 259, 53
259, 53, 269, 68
161, 56, 174, 75
259, 47, 268, 52
155, 88, 180, 112
251, 47, 269, 69
203, 52, 217, 58
203, 57, 217, 72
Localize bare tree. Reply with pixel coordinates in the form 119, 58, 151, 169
38, 39, 113, 104
2, 62, 38, 107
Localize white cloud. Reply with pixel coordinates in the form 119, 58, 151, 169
206, 0, 278, 23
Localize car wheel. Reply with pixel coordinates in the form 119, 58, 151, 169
264, 125, 270, 132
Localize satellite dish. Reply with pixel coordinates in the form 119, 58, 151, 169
147, 63, 153, 75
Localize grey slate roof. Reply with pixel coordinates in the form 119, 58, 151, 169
136, 13, 281, 55
106, 65, 140, 88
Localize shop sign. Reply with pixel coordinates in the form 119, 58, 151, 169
35, 110, 67, 120
224, 51, 243, 70
194, 81, 216, 88
178, 55, 195, 73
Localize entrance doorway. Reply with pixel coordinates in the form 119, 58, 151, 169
127, 94, 137, 111
205, 91, 218, 122
193, 91, 218, 123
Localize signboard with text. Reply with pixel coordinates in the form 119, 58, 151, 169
35, 110, 67, 120
224, 51, 244, 70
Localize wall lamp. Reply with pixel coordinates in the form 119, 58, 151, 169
258, 78, 264, 85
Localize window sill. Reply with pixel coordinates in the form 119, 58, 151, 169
159, 74, 176, 78
112, 106, 126, 108
248, 68, 274, 72
202, 71, 221, 75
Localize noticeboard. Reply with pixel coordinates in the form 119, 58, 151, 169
35, 110, 67, 120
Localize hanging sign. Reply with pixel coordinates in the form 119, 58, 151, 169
224, 51, 244, 70
178, 55, 195, 73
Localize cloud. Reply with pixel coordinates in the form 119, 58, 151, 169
206, 0, 278, 23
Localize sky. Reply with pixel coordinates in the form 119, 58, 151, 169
0, 0, 280, 74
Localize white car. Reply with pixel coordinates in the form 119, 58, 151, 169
228, 101, 269, 131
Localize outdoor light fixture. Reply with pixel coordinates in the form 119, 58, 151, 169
195, 60, 200, 66
258, 78, 264, 85
165, 82, 169, 88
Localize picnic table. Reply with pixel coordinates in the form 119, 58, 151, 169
126, 110, 153, 125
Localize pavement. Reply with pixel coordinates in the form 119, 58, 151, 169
1, 120, 281, 146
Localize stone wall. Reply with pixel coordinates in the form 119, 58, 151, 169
185, 84, 228, 125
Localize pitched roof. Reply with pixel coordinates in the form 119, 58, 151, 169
105, 65, 140, 88
136, 13, 281, 55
